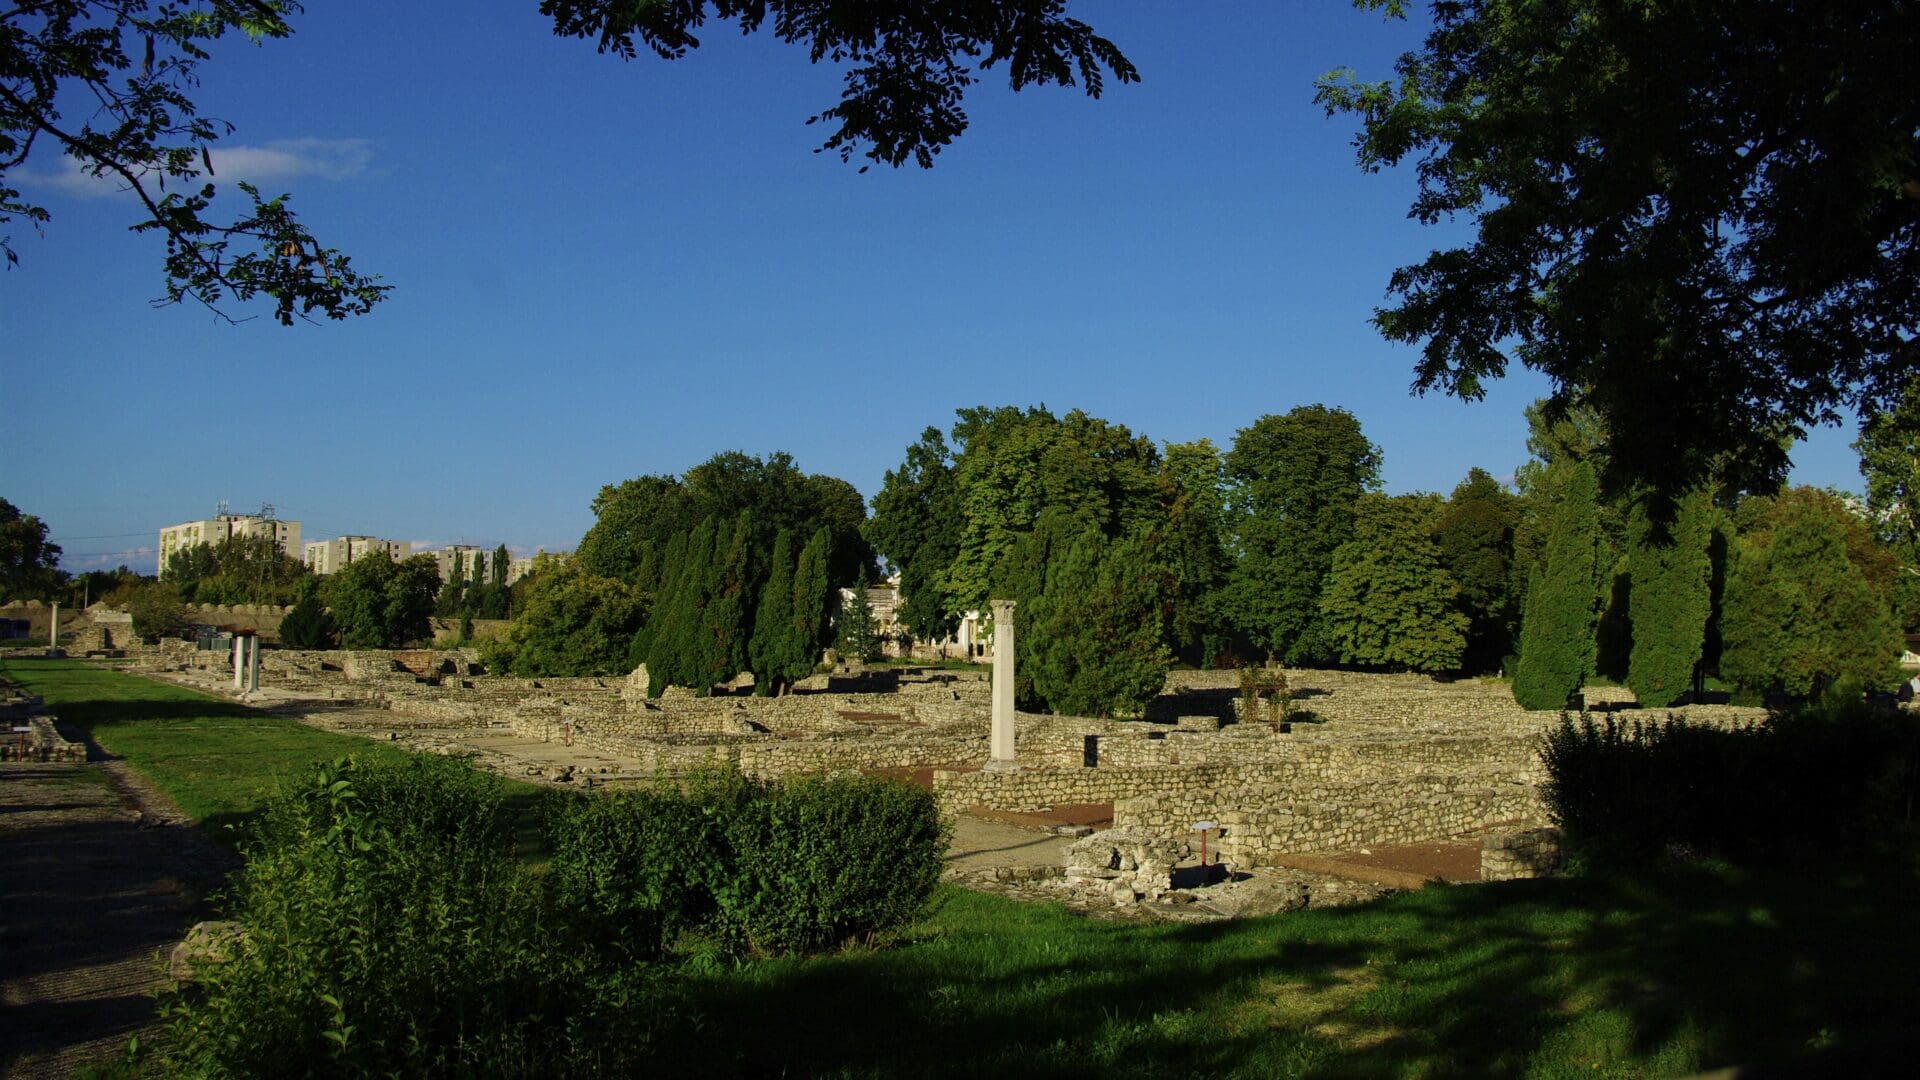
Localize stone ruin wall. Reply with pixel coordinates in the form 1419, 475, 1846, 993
1114, 771, 1546, 866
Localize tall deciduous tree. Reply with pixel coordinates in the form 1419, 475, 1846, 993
1321, 493, 1468, 673
0, 497, 63, 601
1219, 405, 1381, 663
480, 560, 645, 677
1156, 439, 1232, 664
1513, 461, 1601, 709
866, 427, 962, 643
1855, 380, 1920, 634
544, 0, 1138, 170
1319, 0, 1920, 506
325, 554, 440, 649
1625, 492, 1714, 708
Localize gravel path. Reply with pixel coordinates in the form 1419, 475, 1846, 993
0, 752, 236, 1079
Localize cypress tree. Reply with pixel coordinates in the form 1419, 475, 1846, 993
836, 571, 880, 663
676, 518, 722, 694
789, 527, 832, 681
1625, 491, 1713, 707
1513, 461, 1601, 709
701, 511, 755, 689
750, 530, 797, 695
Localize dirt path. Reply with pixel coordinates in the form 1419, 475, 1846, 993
0, 755, 235, 1079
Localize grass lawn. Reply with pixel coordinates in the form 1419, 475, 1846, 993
0, 657, 540, 842
661, 853, 1919, 1078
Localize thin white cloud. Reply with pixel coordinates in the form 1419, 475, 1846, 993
18, 138, 372, 197
213, 138, 373, 183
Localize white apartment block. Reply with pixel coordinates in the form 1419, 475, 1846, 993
157, 515, 301, 578
433, 545, 496, 584
303, 536, 411, 575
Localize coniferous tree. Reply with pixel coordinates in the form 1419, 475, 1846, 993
1720, 496, 1902, 697
1513, 461, 1601, 709
279, 592, 337, 649
700, 511, 755, 689
1434, 468, 1521, 672
1625, 491, 1713, 707
836, 571, 881, 663
790, 527, 833, 679
750, 530, 797, 695
1026, 528, 1171, 717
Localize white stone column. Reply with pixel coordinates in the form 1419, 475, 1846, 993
989, 599, 1017, 768
246, 634, 261, 692
48, 602, 60, 650
233, 635, 247, 690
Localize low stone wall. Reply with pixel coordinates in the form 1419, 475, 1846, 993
1481, 826, 1565, 881
934, 763, 1261, 815
1116, 771, 1547, 865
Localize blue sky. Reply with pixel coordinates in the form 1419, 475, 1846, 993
3, 1, 1866, 574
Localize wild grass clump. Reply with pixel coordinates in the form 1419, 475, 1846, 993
1541, 690, 1920, 864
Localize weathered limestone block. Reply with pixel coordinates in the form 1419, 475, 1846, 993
621, 664, 650, 704
169, 920, 245, 983
1481, 826, 1564, 881
1066, 827, 1191, 903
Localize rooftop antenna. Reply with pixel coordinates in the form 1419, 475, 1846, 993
215, 499, 229, 517
258, 502, 276, 521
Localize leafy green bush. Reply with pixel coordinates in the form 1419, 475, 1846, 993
1541, 698, 1920, 864
277, 594, 336, 648
720, 773, 950, 954
544, 767, 752, 963
155, 758, 596, 1077
550, 765, 948, 958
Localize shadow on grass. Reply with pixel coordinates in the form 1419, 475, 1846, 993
636, 853, 1920, 1078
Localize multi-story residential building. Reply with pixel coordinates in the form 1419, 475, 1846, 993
507, 550, 570, 585
433, 545, 496, 584
303, 536, 411, 575
157, 514, 301, 578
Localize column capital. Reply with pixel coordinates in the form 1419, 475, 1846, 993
990, 598, 1017, 620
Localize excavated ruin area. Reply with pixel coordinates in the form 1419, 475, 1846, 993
126, 644, 1770, 913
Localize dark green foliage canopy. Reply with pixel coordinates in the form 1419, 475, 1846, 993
163, 533, 309, 606
1320, 493, 1468, 673
865, 427, 963, 642
1625, 492, 1714, 708
1218, 406, 1381, 663
749, 530, 799, 694
324, 554, 441, 649
1434, 468, 1521, 672
1512, 461, 1601, 709
123, 581, 189, 643
1855, 379, 1920, 633
1719, 491, 1902, 697
0, 497, 63, 601
1020, 526, 1171, 718
542, 0, 1138, 170
576, 452, 873, 591
482, 559, 647, 677
835, 574, 882, 664
278, 592, 336, 649
1318, 0, 1920, 505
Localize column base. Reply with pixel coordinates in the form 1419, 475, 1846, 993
981, 757, 1022, 773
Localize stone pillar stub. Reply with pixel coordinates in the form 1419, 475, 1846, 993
988, 599, 1017, 768
247, 634, 261, 693
233, 635, 246, 690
